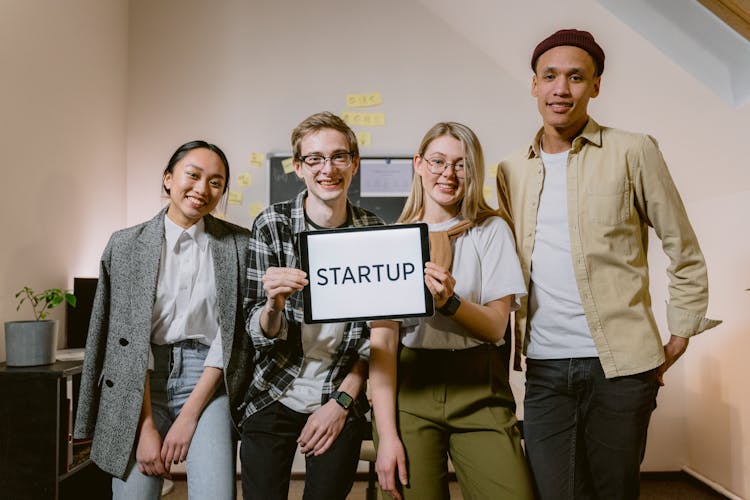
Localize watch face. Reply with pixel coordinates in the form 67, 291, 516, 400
335, 391, 353, 409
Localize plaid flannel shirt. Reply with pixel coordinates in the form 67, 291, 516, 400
240, 190, 384, 422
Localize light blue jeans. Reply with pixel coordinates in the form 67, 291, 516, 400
113, 340, 236, 500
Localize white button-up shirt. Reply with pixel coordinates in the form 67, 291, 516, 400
150, 215, 223, 369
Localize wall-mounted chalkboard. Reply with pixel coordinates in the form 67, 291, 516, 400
267, 154, 414, 223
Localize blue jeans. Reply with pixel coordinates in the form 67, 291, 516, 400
113, 340, 236, 500
523, 358, 659, 500
240, 400, 366, 500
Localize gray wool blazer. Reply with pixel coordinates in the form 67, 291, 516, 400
73, 207, 253, 479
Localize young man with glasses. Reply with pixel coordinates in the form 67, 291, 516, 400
497, 29, 719, 499
239, 112, 398, 500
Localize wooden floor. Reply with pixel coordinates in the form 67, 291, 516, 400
164, 479, 463, 499
164, 472, 729, 499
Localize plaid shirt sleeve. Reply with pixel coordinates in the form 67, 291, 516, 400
240, 201, 304, 419
244, 206, 293, 349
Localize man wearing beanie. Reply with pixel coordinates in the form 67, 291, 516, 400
497, 29, 719, 499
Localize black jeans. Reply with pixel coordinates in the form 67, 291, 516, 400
524, 358, 659, 500
240, 400, 366, 500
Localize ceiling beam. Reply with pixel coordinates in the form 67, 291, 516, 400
698, 0, 750, 42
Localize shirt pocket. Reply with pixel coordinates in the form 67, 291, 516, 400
583, 179, 631, 225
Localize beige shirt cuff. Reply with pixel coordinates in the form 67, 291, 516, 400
667, 303, 722, 337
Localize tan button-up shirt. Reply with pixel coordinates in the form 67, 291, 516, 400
497, 118, 720, 378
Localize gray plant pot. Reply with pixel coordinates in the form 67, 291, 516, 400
4, 320, 58, 366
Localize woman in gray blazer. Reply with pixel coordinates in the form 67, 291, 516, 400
74, 141, 252, 499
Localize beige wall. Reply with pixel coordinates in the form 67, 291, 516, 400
680, 191, 750, 496
0, 0, 129, 357
3, 0, 747, 496
124, 0, 536, 227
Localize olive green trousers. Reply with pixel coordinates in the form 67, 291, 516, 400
378, 344, 533, 500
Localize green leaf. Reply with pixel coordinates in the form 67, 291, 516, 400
13, 286, 76, 321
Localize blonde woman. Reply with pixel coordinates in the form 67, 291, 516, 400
370, 123, 533, 499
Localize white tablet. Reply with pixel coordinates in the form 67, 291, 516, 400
299, 223, 433, 324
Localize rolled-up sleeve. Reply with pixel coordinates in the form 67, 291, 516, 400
248, 306, 288, 348
203, 328, 224, 368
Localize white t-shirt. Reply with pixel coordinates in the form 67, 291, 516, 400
527, 148, 597, 359
401, 215, 526, 350
278, 322, 347, 413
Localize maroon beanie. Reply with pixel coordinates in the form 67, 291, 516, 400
531, 29, 605, 75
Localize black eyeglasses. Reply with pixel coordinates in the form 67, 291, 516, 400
298, 152, 355, 173
421, 156, 465, 178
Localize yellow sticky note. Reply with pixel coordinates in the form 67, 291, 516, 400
340, 111, 354, 125
228, 191, 243, 205
356, 131, 372, 147
238, 172, 252, 187
281, 157, 295, 174
346, 91, 383, 108
340, 111, 385, 127
249, 152, 265, 167
248, 202, 265, 218
487, 163, 498, 178
367, 91, 383, 106
370, 112, 385, 126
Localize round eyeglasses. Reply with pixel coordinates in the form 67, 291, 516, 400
422, 156, 465, 178
298, 152, 355, 173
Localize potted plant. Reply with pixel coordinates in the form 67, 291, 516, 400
4, 287, 76, 366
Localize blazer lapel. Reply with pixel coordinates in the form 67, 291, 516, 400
132, 208, 166, 335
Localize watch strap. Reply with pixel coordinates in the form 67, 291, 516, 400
437, 292, 461, 316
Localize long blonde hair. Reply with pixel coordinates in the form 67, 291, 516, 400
398, 122, 502, 224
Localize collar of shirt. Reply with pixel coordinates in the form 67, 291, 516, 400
426, 214, 464, 232
527, 118, 604, 159
291, 190, 380, 236
164, 214, 208, 252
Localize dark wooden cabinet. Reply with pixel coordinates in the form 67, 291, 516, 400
0, 360, 111, 499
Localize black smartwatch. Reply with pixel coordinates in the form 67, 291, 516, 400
330, 390, 354, 410
437, 292, 461, 316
